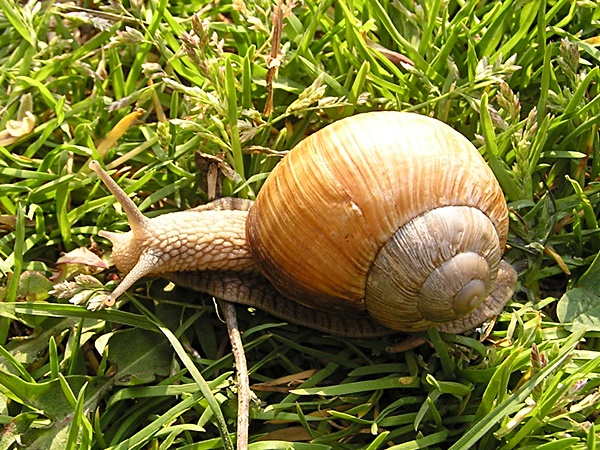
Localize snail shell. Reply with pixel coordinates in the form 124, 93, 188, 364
246, 111, 511, 332
89, 111, 516, 337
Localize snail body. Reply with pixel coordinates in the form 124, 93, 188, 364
90, 111, 516, 338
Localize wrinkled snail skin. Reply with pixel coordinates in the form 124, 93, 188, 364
89, 111, 517, 338
165, 261, 516, 338
89, 163, 258, 304
166, 271, 393, 338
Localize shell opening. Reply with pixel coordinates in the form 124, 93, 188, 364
365, 206, 502, 332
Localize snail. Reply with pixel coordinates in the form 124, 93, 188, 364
89, 111, 517, 338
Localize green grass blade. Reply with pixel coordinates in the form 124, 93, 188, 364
132, 300, 234, 450
225, 57, 245, 186
479, 93, 523, 201
448, 329, 586, 450
0, 0, 35, 46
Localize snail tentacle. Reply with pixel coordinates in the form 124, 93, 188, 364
90, 161, 151, 236
106, 251, 161, 303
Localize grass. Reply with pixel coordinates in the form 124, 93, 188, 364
0, 0, 600, 448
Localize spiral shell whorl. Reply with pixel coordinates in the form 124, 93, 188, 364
365, 206, 501, 331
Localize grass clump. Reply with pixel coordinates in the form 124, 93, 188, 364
1, 0, 600, 449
